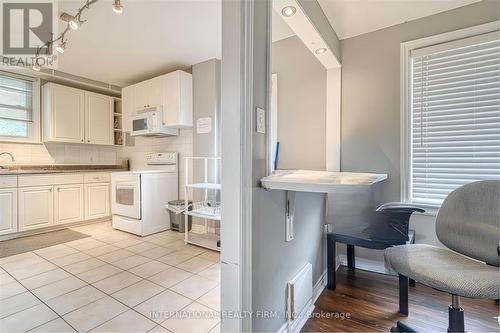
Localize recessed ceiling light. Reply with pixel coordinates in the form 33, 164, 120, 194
315, 48, 327, 55
281, 6, 296, 17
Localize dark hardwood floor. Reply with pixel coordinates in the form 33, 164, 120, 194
302, 267, 499, 332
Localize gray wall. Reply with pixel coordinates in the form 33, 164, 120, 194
337, 0, 500, 266
341, 0, 500, 203
251, 2, 332, 332
193, 58, 221, 161
272, 36, 326, 170
192, 59, 221, 229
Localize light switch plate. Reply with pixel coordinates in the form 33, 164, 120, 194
256, 107, 265, 134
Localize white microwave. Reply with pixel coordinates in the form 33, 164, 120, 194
131, 110, 178, 137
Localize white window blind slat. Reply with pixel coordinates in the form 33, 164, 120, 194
409, 31, 500, 206
0, 73, 35, 138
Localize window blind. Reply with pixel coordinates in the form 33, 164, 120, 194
0, 73, 34, 138
410, 31, 500, 206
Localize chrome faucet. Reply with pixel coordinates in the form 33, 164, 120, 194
0, 152, 15, 169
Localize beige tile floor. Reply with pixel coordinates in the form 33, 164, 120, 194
0, 221, 220, 333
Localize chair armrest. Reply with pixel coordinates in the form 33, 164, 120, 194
376, 202, 426, 214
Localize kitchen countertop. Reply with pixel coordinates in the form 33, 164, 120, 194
0, 165, 128, 175
260, 169, 388, 193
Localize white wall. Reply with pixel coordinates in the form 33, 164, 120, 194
0, 142, 117, 165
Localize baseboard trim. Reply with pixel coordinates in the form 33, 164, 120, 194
0, 217, 110, 241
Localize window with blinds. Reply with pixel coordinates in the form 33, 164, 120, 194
410, 31, 500, 206
0, 73, 35, 139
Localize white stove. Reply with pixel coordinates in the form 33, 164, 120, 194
111, 152, 178, 236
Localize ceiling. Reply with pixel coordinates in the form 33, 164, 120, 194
56, 0, 221, 87
318, 0, 482, 40
272, 10, 295, 42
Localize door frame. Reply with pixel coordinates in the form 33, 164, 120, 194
221, 0, 269, 332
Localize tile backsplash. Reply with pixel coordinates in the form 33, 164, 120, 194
0, 142, 118, 165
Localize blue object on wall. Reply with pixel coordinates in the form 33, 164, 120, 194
274, 142, 280, 171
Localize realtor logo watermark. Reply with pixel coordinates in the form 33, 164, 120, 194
0, 0, 58, 68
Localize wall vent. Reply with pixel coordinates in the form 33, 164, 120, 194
286, 263, 312, 321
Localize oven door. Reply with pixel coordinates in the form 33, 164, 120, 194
111, 173, 141, 219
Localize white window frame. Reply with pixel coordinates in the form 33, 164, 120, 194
400, 21, 500, 210
0, 71, 41, 144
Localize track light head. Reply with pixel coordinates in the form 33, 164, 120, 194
32, 60, 41, 72
56, 41, 66, 54
112, 0, 123, 14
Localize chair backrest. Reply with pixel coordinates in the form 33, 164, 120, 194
436, 180, 500, 266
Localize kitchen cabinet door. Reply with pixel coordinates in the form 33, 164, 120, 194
0, 189, 17, 235
44, 83, 85, 143
85, 183, 110, 220
121, 86, 133, 133
18, 186, 54, 231
164, 71, 193, 128
148, 76, 164, 109
85, 92, 114, 145
55, 184, 84, 225
133, 81, 149, 111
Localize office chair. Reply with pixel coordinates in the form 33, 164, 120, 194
327, 202, 424, 291
385, 180, 500, 333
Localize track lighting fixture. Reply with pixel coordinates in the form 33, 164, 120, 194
113, 0, 123, 14
32, 60, 41, 72
56, 41, 66, 54
33, 0, 125, 71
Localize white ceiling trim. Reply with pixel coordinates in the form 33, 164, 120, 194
273, 0, 340, 69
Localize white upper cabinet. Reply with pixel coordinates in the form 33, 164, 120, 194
43, 83, 85, 143
85, 92, 114, 145
163, 71, 193, 128
43, 83, 115, 145
133, 80, 150, 111
122, 70, 193, 129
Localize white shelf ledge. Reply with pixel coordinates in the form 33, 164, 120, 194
261, 170, 388, 193
185, 183, 221, 190
185, 210, 221, 221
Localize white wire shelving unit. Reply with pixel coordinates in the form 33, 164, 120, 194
184, 157, 221, 251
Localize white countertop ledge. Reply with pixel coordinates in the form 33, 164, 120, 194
260, 170, 388, 193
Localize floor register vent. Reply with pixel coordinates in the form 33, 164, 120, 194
286, 262, 313, 329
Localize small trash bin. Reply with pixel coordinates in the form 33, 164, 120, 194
167, 200, 192, 232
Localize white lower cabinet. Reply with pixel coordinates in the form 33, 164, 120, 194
0, 189, 17, 235
18, 186, 54, 232
85, 183, 110, 220
55, 184, 84, 225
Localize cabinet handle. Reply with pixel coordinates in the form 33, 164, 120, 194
81, 139, 83, 142
49, 188, 52, 192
